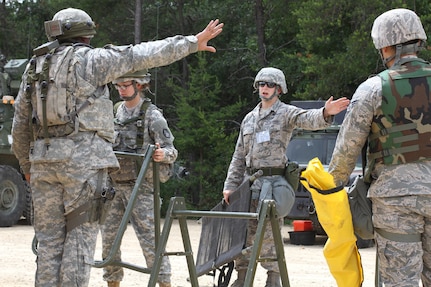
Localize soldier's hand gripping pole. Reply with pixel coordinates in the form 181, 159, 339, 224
222, 170, 263, 207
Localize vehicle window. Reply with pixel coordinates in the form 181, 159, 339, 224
287, 134, 362, 167
286, 138, 327, 164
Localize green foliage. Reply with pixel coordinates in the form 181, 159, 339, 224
292, 0, 431, 100
3, 0, 431, 214
161, 55, 244, 212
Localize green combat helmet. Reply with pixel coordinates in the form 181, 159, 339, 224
253, 67, 288, 94
112, 69, 151, 85
44, 8, 97, 42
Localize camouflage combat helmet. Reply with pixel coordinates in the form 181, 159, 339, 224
45, 8, 96, 41
253, 67, 288, 94
112, 69, 151, 85
371, 8, 427, 50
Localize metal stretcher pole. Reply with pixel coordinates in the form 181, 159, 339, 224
93, 145, 157, 270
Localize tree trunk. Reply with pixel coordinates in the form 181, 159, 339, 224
134, 0, 142, 44
255, 0, 267, 66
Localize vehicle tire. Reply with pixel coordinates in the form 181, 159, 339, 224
0, 165, 27, 227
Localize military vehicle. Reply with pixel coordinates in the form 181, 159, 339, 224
286, 101, 373, 247
0, 58, 31, 227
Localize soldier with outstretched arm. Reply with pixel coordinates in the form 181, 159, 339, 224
222, 67, 349, 287
11, 7, 223, 287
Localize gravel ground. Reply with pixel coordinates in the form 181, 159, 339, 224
1, 219, 377, 287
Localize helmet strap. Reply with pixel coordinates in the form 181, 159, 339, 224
380, 49, 395, 68
382, 42, 423, 68
120, 82, 139, 102
259, 89, 279, 101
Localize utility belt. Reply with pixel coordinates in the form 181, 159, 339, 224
246, 167, 285, 176
247, 162, 301, 192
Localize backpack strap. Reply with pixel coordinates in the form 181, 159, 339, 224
25, 46, 60, 153
136, 100, 151, 148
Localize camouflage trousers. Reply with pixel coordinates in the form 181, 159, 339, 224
31, 163, 108, 287
373, 195, 431, 287
233, 198, 283, 272
100, 182, 171, 283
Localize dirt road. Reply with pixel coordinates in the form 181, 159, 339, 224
1, 219, 377, 287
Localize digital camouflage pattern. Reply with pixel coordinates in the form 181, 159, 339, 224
253, 67, 288, 94
224, 98, 331, 274
369, 58, 431, 166
372, 195, 431, 286
101, 185, 171, 284
110, 98, 177, 184
112, 69, 151, 85
12, 27, 198, 287
328, 56, 431, 286
102, 96, 176, 284
371, 8, 427, 49
223, 99, 330, 192
31, 166, 108, 287
233, 198, 283, 271
13, 36, 197, 174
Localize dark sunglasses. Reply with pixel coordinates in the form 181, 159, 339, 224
257, 81, 277, 88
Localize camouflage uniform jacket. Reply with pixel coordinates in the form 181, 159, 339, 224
223, 99, 331, 191
12, 35, 198, 174
328, 55, 431, 198
111, 97, 177, 190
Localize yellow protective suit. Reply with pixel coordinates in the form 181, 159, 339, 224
300, 157, 363, 287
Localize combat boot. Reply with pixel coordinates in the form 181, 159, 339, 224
264, 271, 281, 287
107, 282, 120, 287
158, 282, 171, 287
230, 269, 246, 287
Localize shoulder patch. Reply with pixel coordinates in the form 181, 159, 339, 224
163, 128, 171, 138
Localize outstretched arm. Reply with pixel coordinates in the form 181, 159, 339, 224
196, 19, 224, 52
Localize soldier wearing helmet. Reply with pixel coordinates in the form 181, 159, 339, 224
101, 70, 176, 287
12, 7, 223, 287
329, 8, 431, 286
223, 67, 349, 287
45, 8, 97, 44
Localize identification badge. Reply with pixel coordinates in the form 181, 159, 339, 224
256, 130, 270, 143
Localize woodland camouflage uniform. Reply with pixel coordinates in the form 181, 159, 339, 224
329, 8, 431, 287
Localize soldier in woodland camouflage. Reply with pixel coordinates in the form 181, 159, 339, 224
101, 71, 175, 287
222, 67, 349, 287
328, 8, 431, 286
11, 7, 223, 287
